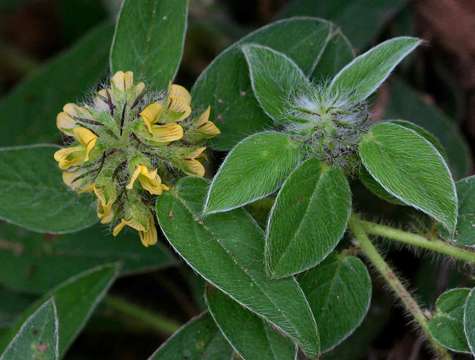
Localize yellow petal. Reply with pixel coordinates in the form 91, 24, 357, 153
73, 127, 97, 161
113, 219, 128, 237
53, 146, 84, 170
56, 112, 76, 136
167, 84, 192, 121
150, 123, 183, 143
195, 106, 211, 126
126, 165, 143, 190
183, 159, 205, 177
139, 169, 165, 195
139, 215, 157, 247
140, 102, 163, 133
198, 121, 221, 137
62, 171, 94, 193
94, 89, 110, 112
63, 103, 93, 120
111, 71, 134, 91
187, 147, 206, 159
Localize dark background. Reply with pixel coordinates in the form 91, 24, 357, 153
1, 0, 474, 359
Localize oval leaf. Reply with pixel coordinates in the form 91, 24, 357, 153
266, 159, 351, 278
0, 264, 119, 356
110, 0, 188, 90
242, 44, 312, 124
205, 287, 296, 360
156, 177, 320, 357
192, 18, 333, 150
0, 145, 97, 233
428, 288, 470, 353
329, 37, 421, 104
464, 287, 475, 355
453, 176, 475, 247
148, 312, 233, 360
204, 132, 302, 215
299, 254, 372, 352
359, 122, 458, 234
0, 223, 175, 294
0, 299, 58, 360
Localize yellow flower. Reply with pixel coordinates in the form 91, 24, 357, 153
166, 84, 192, 121
62, 170, 94, 193
111, 71, 145, 105
56, 103, 93, 136
194, 106, 220, 138
140, 102, 164, 133
112, 213, 157, 247
182, 147, 206, 177
94, 185, 115, 224
150, 123, 184, 143
54, 127, 97, 170
126, 164, 169, 195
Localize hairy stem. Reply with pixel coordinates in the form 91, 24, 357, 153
360, 220, 475, 264
103, 295, 181, 335
349, 215, 452, 360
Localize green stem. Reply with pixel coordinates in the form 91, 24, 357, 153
360, 220, 475, 264
349, 216, 452, 360
103, 295, 181, 335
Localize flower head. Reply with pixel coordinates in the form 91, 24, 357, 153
54, 71, 220, 246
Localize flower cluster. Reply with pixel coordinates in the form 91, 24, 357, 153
54, 71, 220, 246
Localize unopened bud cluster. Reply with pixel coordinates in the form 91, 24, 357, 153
286, 85, 369, 172
54, 71, 220, 246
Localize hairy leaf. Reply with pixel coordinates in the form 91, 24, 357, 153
330, 37, 420, 103
359, 122, 458, 234
266, 159, 351, 278
192, 18, 332, 150
148, 312, 233, 359
0, 299, 58, 360
0, 145, 97, 233
204, 132, 302, 215
156, 177, 319, 357
110, 0, 188, 90
242, 44, 312, 124
299, 254, 372, 352
205, 287, 296, 360
463, 287, 475, 355
453, 176, 475, 246
428, 288, 470, 353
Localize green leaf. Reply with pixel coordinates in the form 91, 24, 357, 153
299, 254, 372, 352
266, 159, 351, 278
453, 176, 475, 247
279, 0, 408, 49
329, 37, 420, 104
0, 23, 112, 146
385, 78, 472, 179
110, 0, 188, 90
242, 44, 312, 124
463, 287, 475, 355
359, 120, 447, 206
205, 287, 296, 360
0, 145, 97, 234
0, 299, 58, 360
192, 18, 333, 150
359, 122, 458, 234
312, 28, 354, 81
204, 132, 302, 215
359, 166, 404, 206
428, 288, 470, 353
148, 312, 233, 359
0, 264, 119, 356
390, 120, 447, 160
0, 223, 175, 294
156, 177, 320, 357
